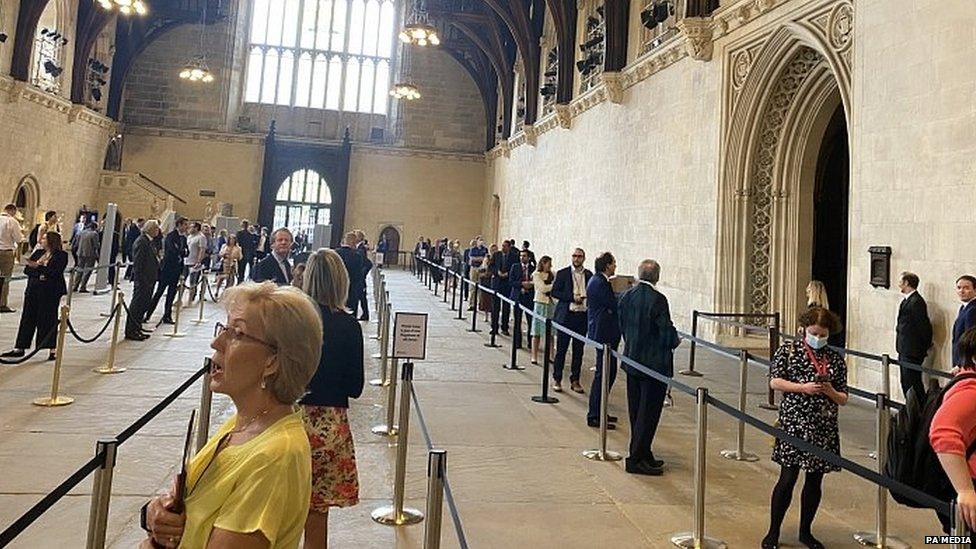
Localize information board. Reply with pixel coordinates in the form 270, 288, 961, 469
391, 312, 428, 360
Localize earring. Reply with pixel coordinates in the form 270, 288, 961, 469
260, 378, 267, 390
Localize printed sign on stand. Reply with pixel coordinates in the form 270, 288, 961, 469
391, 312, 428, 360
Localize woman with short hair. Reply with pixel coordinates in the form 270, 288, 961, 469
762, 306, 848, 549
141, 282, 322, 549
300, 248, 365, 549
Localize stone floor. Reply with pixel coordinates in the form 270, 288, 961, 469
0, 268, 947, 548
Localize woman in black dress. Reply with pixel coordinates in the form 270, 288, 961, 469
2, 231, 68, 361
762, 306, 848, 549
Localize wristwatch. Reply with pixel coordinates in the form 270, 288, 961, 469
140, 501, 150, 532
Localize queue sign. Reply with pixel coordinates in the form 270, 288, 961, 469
391, 312, 428, 360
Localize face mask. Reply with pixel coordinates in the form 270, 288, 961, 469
806, 333, 828, 350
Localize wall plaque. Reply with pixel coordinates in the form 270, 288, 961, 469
868, 246, 892, 289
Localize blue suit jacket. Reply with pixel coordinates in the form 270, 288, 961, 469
586, 274, 620, 345
551, 266, 592, 323
508, 261, 535, 304
952, 300, 976, 366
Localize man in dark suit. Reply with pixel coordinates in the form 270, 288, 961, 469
551, 248, 591, 393
586, 251, 621, 429
146, 217, 188, 324
236, 220, 257, 283
618, 260, 680, 475
126, 220, 161, 340
953, 275, 976, 367
895, 272, 933, 399
337, 231, 366, 312
509, 249, 535, 350
355, 230, 372, 321
251, 228, 293, 285
490, 240, 518, 336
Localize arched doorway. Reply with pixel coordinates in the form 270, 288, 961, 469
103, 135, 123, 171
272, 168, 333, 241
13, 175, 41, 231
379, 226, 401, 265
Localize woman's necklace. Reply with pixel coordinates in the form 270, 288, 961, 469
231, 407, 271, 434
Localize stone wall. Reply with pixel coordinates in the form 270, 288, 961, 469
0, 0, 19, 75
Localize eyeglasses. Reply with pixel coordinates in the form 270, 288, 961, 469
214, 322, 276, 351
571, 254, 584, 258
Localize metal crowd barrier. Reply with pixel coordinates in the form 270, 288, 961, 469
411, 256, 971, 549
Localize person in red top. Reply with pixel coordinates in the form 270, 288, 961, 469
931, 326, 976, 534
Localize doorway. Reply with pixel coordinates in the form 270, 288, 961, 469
379, 226, 401, 266
810, 104, 850, 345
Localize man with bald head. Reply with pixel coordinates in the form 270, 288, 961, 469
618, 259, 680, 476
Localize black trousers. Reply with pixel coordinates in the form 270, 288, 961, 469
512, 295, 532, 349
16, 290, 59, 350
587, 342, 619, 423
490, 289, 511, 333
147, 278, 178, 321
898, 353, 926, 400
127, 279, 153, 336
553, 311, 587, 383
626, 374, 668, 461
237, 254, 253, 283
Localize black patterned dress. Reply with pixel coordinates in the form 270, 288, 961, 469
770, 340, 848, 473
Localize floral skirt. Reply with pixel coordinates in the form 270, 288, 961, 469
302, 405, 360, 511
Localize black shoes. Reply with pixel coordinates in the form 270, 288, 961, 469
798, 533, 824, 549
47, 352, 56, 361
1, 349, 25, 358
625, 458, 663, 476
125, 333, 148, 341
587, 419, 616, 430
160, 318, 175, 325
0, 306, 15, 313
760, 536, 779, 549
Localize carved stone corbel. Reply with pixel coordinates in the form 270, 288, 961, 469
523, 124, 537, 146
553, 104, 573, 130
602, 72, 624, 104
500, 140, 511, 158
68, 104, 84, 123
678, 17, 714, 62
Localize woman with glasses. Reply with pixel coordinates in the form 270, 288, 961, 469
141, 282, 322, 549
299, 248, 365, 549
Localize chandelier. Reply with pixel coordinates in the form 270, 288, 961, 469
389, 83, 421, 100
178, 55, 215, 83
97, 0, 148, 16
398, 0, 439, 46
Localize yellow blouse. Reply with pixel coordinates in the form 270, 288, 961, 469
180, 411, 311, 548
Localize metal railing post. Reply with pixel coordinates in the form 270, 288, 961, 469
485, 292, 501, 348
504, 303, 525, 371
467, 283, 481, 333
165, 276, 187, 338
33, 304, 74, 407
950, 500, 970, 549
372, 358, 399, 436
93, 295, 126, 375
854, 392, 908, 548
721, 350, 759, 462
450, 273, 457, 310
372, 299, 390, 360
66, 270, 77, 309
531, 318, 558, 404
196, 361, 213, 452
85, 438, 119, 549
680, 310, 703, 376
370, 300, 391, 387
760, 317, 780, 411
372, 362, 425, 526
671, 387, 726, 548
191, 275, 208, 325
442, 268, 448, 302
583, 345, 622, 462
371, 288, 385, 340
455, 275, 464, 321
423, 450, 447, 549
99, 266, 121, 319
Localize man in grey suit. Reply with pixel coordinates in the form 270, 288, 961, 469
73, 222, 100, 293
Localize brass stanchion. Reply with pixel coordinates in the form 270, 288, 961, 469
423, 450, 447, 549
670, 387, 727, 548
85, 438, 119, 549
371, 286, 385, 340
165, 277, 187, 338
583, 346, 622, 462
33, 304, 74, 407
854, 392, 909, 548
191, 274, 208, 325
196, 360, 214, 452
372, 358, 399, 436
720, 350, 759, 462
371, 298, 389, 361
372, 362, 425, 526
93, 295, 126, 374
66, 270, 77, 309
99, 267, 121, 319
370, 303, 392, 387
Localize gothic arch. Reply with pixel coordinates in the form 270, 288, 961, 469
14, 175, 41, 226
715, 9, 853, 333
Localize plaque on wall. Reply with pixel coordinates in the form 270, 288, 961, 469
868, 246, 892, 289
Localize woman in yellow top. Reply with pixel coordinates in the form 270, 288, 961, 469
141, 282, 323, 548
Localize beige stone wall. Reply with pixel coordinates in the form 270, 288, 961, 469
0, 0, 19, 75
0, 77, 115, 225
346, 145, 486, 247
119, 129, 265, 222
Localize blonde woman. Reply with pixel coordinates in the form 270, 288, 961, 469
142, 282, 321, 548
805, 280, 830, 310
214, 234, 243, 299
530, 255, 555, 365
300, 249, 364, 549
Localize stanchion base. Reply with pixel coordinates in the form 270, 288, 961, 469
33, 395, 74, 407
582, 449, 623, 462
720, 449, 760, 462
369, 335, 380, 340
369, 378, 390, 387
466, 328, 482, 333
867, 452, 877, 460
670, 534, 727, 549
164, 332, 187, 338
758, 404, 779, 411
853, 532, 911, 548
93, 365, 127, 374
370, 505, 424, 526
484, 343, 501, 348
531, 395, 559, 404
503, 364, 526, 371
371, 353, 383, 359
678, 370, 704, 377
190, 319, 208, 325
99, 312, 113, 318
371, 424, 398, 437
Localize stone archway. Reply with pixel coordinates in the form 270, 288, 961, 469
14, 175, 41, 228
715, 5, 854, 333
378, 225, 401, 265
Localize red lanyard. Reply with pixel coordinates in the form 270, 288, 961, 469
803, 341, 830, 378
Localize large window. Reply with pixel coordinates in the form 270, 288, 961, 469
273, 169, 333, 239
245, 0, 397, 114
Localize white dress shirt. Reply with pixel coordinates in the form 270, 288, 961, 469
0, 213, 23, 251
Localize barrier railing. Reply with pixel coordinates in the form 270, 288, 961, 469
0, 359, 213, 547
411, 257, 969, 548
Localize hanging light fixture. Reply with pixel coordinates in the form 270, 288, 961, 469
389, 83, 421, 100
97, 0, 149, 16
178, 1, 215, 83
398, 0, 440, 47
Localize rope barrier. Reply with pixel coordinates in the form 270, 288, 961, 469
65, 303, 119, 343
116, 363, 209, 445
0, 324, 59, 365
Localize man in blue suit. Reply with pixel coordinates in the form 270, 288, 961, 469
490, 240, 518, 336
509, 249, 535, 350
586, 252, 620, 428
953, 275, 976, 367
551, 248, 591, 393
